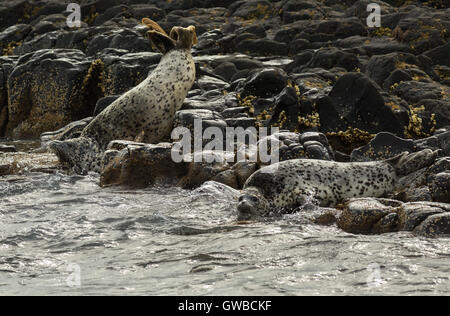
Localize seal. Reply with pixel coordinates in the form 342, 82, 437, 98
237, 149, 438, 220
50, 18, 198, 174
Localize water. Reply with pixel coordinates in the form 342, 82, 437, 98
0, 171, 449, 296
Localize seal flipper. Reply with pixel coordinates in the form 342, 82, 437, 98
385, 149, 438, 176
50, 137, 103, 174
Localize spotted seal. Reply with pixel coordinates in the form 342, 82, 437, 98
237, 149, 438, 220
50, 19, 198, 174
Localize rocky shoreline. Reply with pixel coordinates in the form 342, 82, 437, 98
0, 0, 449, 237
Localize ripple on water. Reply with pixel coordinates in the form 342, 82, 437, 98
0, 172, 449, 295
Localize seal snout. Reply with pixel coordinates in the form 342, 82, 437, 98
237, 195, 259, 221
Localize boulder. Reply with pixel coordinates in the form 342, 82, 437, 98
5, 49, 98, 139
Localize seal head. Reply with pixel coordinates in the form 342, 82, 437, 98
237, 187, 270, 221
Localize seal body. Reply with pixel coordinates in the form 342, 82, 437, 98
51, 47, 195, 173
237, 159, 397, 220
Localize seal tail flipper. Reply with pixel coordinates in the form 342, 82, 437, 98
385, 149, 438, 176
49, 137, 103, 174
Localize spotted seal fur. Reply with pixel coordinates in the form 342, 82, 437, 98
50, 19, 198, 174
237, 149, 438, 220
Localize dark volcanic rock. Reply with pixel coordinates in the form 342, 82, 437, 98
5, 49, 97, 139
429, 172, 450, 203
414, 213, 450, 238
327, 72, 404, 135
351, 132, 416, 162
239, 68, 288, 98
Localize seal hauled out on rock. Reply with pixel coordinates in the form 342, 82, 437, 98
237, 149, 438, 220
50, 18, 198, 174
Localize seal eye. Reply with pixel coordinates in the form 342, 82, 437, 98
238, 196, 244, 202
251, 196, 258, 203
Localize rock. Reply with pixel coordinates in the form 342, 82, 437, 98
373, 212, 399, 234
231, 0, 275, 20
0, 144, 16, 153
214, 62, 238, 82
338, 198, 400, 234
225, 118, 256, 129
423, 42, 450, 67
414, 213, 450, 238
179, 150, 235, 189
0, 152, 59, 176
393, 81, 446, 104
429, 172, 450, 203
351, 132, 416, 162
393, 12, 449, 53
304, 47, 360, 72
86, 28, 152, 56
0, 24, 32, 52
173, 109, 228, 144
197, 75, 229, 91
365, 52, 439, 89
236, 39, 288, 56
239, 68, 288, 98
182, 93, 238, 112
100, 142, 187, 188
397, 203, 445, 232
328, 73, 404, 135
415, 132, 450, 155
415, 99, 450, 131
5, 49, 97, 138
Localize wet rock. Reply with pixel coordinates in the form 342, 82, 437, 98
304, 47, 360, 72
231, 0, 275, 20
213, 62, 238, 82
398, 203, 445, 232
179, 150, 235, 189
392, 81, 446, 104
173, 109, 228, 142
429, 172, 450, 203
197, 75, 229, 91
182, 93, 238, 112
236, 39, 288, 57
414, 213, 450, 238
5, 49, 97, 139
268, 87, 300, 131
423, 42, 450, 67
225, 118, 256, 130
414, 132, 450, 155
239, 68, 288, 98
86, 28, 152, 56
327, 73, 404, 135
365, 52, 439, 89
351, 132, 416, 162
373, 212, 399, 234
338, 198, 399, 234
393, 12, 449, 54
0, 144, 17, 153
0, 24, 32, 52
100, 142, 187, 188
0, 152, 59, 176
415, 99, 450, 131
